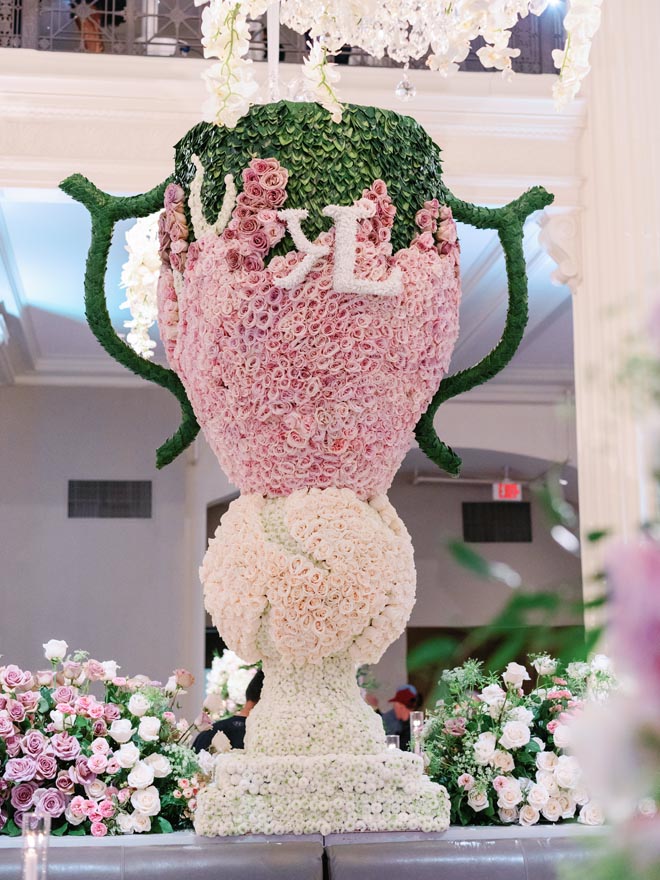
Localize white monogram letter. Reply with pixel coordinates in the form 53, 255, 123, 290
275, 209, 331, 290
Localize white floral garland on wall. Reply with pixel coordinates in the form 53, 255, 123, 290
193, 0, 604, 128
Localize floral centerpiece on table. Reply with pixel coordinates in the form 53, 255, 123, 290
204, 650, 259, 720
0, 640, 212, 836
423, 655, 615, 827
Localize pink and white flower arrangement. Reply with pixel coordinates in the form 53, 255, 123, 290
0, 641, 210, 836
423, 656, 615, 826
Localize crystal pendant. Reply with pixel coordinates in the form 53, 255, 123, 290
395, 72, 416, 102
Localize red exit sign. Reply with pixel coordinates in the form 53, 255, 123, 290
493, 481, 523, 502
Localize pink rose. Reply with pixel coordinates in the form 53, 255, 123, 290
69, 795, 87, 818
87, 754, 108, 774
99, 799, 115, 819
85, 660, 106, 682
6, 701, 26, 723
92, 720, 108, 737
457, 773, 475, 791
0, 714, 15, 739
55, 771, 75, 795
492, 775, 508, 792
90, 821, 108, 837
72, 756, 95, 784
90, 738, 110, 755
265, 188, 286, 207
443, 716, 467, 737
5, 736, 21, 757
103, 704, 121, 722
10, 781, 37, 811
87, 703, 105, 720
174, 669, 195, 689
17, 692, 40, 713
164, 183, 184, 209
62, 661, 82, 681
51, 732, 81, 761
53, 686, 76, 705
20, 730, 47, 758
117, 788, 131, 804
547, 719, 559, 734
105, 759, 119, 775
4, 756, 37, 782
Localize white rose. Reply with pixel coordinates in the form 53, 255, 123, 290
566, 662, 590, 680
532, 737, 545, 752
164, 676, 178, 695
536, 751, 558, 772
130, 785, 161, 817
43, 639, 68, 662
128, 693, 151, 718
578, 802, 604, 826
127, 761, 155, 790
499, 721, 531, 750
554, 755, 581, 790
101, 660, 119, 680
502, 662, 530, 689
541, 798, 563, 822
85, 779, 107, 800
473, 732, 497, 765
144, 753, 172, 778
527, 783, 550, 809
115, 742, 140, 769
116, 812, 134, 834
507, 706, 534, 727
590, 654, 611, 672
138, 716, 161, 742
480, 684, 506, 706
50, 709, 65, 731
532, 655, 557, 676
467, 788, 489, 812
536, 770, 560, 797
132, 812, 152, 833
211, 731, 232, 754
497, 780, 523, 809
498, 807, 518, 824
572, 785, 590, 806
558, 793, 576, 818
491, 750, 515, 773
109, 719, 136, 744
197, 749, 216, 777
518, 804, 540, 826
552, 723, 572, 749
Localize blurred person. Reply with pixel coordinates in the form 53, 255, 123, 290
381, 685, 417, 752
193, 668, 264, 752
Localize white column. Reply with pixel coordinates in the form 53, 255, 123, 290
573, 0, 660, 609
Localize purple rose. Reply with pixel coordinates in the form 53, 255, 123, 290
92, 719, 107, 737
35, 788, 66, 818
0, 665, 33, 692
17, 691, 40, 713
35, 753, 57, 781
55, 771, 74, 796
0, 810, 6, 832
62, 661, 82, 681
0, 779, 9, 800
72, 756, 95, 784
5, 735, 21, 757
20, 730, 47, 758
50, 732, 80, 761
10, 781, 37, 811
0, 713, 15, 739
164, 183, 184, 209
103, 703, 121, 722
0, 695, 7, 710
3, 756, 37, 782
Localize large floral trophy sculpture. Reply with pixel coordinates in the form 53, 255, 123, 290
61, 100, 551, 835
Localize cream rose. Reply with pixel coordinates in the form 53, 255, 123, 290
144, 753, 172, 778
43, 639, 68, 662
212, 731, 232, 754
532, 655, 557, 676
101, 660, 119, 680
467, 788, 489, 812
85, 779, 107, 800
578, 802, 604, 826
480, 684, 506, 706
507, 706, 534, 727
518, 804, 540, 826
491, 750, 515, 773
557, 793, 576, 818
554, 755, 581, 790
109, 719, 135, 744
527, 783, 550, 809
116, 812, 134, 834
127, 761, 155, 790
128, 694, 151, 718
536, 770, 560, 798
499, 720, 531, 750
536, 750, 559, 772
132, 811, 152, 833
552, 723, 572, 749
541, 798, 563, 822
130, 785, 161, 817
498, 807, 518, 823
497, 780, 522, 809
502, 662, 530, 689
473, 732, 497, 765
137, 716, 161, 742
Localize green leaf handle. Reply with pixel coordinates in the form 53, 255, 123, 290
415, 186, 555, 476
59, 173, 200, 469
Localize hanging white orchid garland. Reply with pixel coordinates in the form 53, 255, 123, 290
193, 0, 603, 129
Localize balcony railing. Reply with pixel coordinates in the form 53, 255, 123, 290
0, 0, 564, 73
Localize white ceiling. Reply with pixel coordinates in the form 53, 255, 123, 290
0, 186, 573, 392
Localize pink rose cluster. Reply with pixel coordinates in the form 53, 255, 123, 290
157, 158, 461, 499
0, 650, 205, 837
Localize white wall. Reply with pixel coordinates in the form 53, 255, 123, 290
0, 384, 193, 684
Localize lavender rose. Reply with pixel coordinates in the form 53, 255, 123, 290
50, 732, 81, 761
17, 691, 40, 713
0, 665, 33, 692
35, 753, 58, 781
0, 713, 15, 739
36, 788, 66, 819
55, 771, 75, 795
53, 685, 76, 705
10, 781, 37, 812
20, 729, 47, 758
4, 756, 37, 782
6, 700, 26, 723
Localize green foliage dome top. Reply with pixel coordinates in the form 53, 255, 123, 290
174, 100, 448, 253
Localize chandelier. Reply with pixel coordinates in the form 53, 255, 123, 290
196, 0, 603, 127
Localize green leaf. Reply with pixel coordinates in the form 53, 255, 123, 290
3, 818, 21, 837
155, 816, 174, 834
51, 823, 68, 836
67, 826, 87, 836
587, 529, 609, 543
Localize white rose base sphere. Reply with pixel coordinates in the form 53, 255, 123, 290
195, 487, 449, 835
